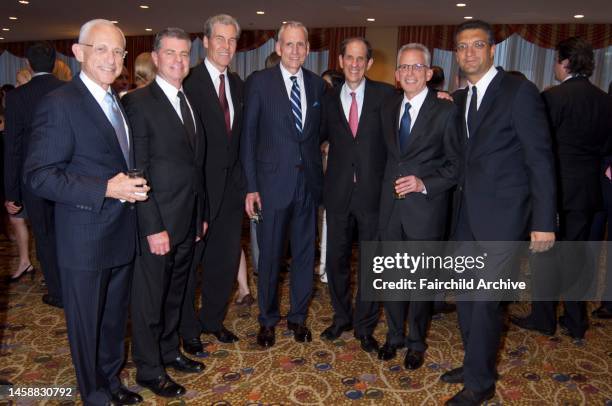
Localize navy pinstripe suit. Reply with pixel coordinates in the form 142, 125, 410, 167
241, 64, 326, 327
23, 76, 137, 405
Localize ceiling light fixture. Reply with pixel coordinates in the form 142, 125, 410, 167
366, 18, 375, 22
9, 17, 18, 20
463, 16, 473, 19
18, 0, 29, 4
282, 21, 287, 24
110, 20, 119, 24
574, 14, 584, 18
256, 11, 265, 15
0, 37, 4, 40
140, 5, 149, 9
2, 28, 10, 31
145, 28, 152, 31
456, 3, 466, 6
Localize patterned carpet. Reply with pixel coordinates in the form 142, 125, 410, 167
1, 232, 611, 406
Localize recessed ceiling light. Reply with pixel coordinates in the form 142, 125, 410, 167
2, 28, 10, 31
139, 5, 149, 9
18, 0, 29, 4
282, 21, 287, 24
0, 37, 4, 40
366, 18, 375, 22
256, 11, 265, 15
574, 14, 584, 18
9, 17, 18, 20
110, 20, 119, 24
145, 28, 152, 31
463, 16, 473, 19
456, 3, 467, 6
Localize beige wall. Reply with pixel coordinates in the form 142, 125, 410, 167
365, 26, 398, 86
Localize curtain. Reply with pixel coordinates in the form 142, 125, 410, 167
431, 34, 611, 92
398, 24, 612, 51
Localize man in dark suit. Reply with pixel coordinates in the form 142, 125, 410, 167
4, 42, 64, 307
123, 27, 206, 398
241, 21, 326, 348
319, 37, 394, 353
376, 43, 460, 370
23, 19, 147, 405
180, 14, 244, 352
511, 37, 612, 338
442, 20, 556, 405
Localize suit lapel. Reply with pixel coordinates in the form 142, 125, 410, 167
469, 70, 503, 139
150, 81, 195, 154
273, 65, 296, 137
355, 79, 372, 138
73, 77, 127, 168
333, 87, 352, 137
387, 94, 403, 159
228, 72, 241, 146
302, 70, 314, 136
401, 89, 436, 153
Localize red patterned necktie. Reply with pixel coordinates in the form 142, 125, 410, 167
219, 73, 231, 136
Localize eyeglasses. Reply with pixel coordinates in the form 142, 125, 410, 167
456, 40, 489, 52
79, 43, 127, 59
397, 63, 428, 73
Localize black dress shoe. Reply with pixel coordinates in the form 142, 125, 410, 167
510, 316, 554, 336
440, 367, 464, 384
42, 294, 63, 309
182, 337, 204, 355
111, 386, 143, 405
558, 315, 585, 340
165, 353, 205, 373
257, 325, 275, 347
404, 349, 425, 370
320, 323, 352, 341
377, 341, 403, 361
445, 385, 495, 406
356, 335, 379, 353
592, 305, 612, 319
205, 326, 239, 343
136, 375, 186, 398
287, 321, 312, 342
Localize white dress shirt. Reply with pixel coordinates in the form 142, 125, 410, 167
279, 63, 307, 124
204, 57, 235, 129
154, 75, 196, 129
80, 71, 130, 146
398, 86, 429, 131
465, 64, 498, 137
340, 78, 366, 122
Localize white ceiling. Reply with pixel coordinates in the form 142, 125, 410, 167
1, 0, 611, 42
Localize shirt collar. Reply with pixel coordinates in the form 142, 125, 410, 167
32, 72, 51, 78
79, 71, 112, 104
467, 64, 498, 94
204, 57, 228, 79
403, 86, 428, 110
155, 75, 184, 100
342, 78, 366, 99
279, 62, 303, 83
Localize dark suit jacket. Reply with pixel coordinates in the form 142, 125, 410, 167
23, 76, 137, 270
542, 76, 612, 212
379, 89, 461, 239
122, 80, 206, 244
241, 65, 326, 209
4, 73, 64, 202
452, 68, 557, 240
184, 64, 245, 221
320, 78, 395, 213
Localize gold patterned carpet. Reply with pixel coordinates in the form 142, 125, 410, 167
1, 232, 611, 406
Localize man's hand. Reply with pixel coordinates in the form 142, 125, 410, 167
147, 230, 170, 255
245, 192, 262, 218
4, 200, 21, 215
195, 221, 209, 242
436, 91, 453, 102
605, 165, 611, 180
395, 175, 425, 197
105, 172, 150, 203
529, 231, 555, 253
320, 142, 330, 156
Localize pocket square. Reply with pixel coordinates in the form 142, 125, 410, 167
312, 101, 320, 107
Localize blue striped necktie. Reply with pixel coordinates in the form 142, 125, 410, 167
104, 92, 130, 165
290, 76, 303, 135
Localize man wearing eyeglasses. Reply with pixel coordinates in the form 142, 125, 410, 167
123, 27, 206, 398
377, 43, 460, 370
24, 19, 148, 405
179, 14, 245, 353
441, 20, 556, 405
